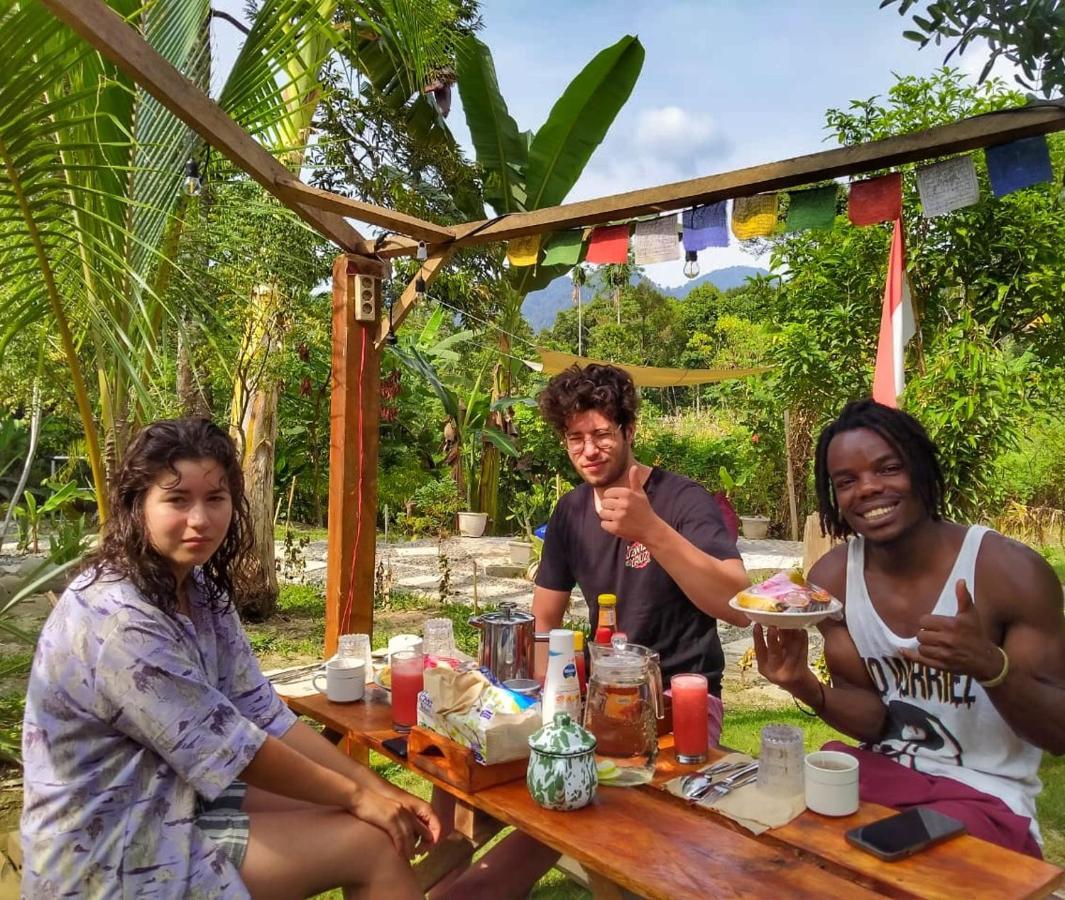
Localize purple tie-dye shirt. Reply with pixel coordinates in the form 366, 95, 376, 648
21, 570, 297, 898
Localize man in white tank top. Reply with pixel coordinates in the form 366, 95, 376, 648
755, 400, 1065, 857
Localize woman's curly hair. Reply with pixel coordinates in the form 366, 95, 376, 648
82, 418, 255, 616
537, 364, 639, 435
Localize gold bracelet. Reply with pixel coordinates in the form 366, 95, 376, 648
978, 645, 1009, 689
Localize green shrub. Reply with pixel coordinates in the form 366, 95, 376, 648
992, 414, 1065, 510
637, 415, 782, 516
904, 313, 1035, 521
400, 476, 460, 537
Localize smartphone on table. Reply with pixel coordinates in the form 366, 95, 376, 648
381, 736, 408, 759
846, 807, 966, 862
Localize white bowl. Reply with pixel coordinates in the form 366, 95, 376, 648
729, 597, 843, 630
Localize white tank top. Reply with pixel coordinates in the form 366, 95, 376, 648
845, 526, 1042, 836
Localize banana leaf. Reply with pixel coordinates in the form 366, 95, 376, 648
524, 34, 644, 211
455, 35, 527, 214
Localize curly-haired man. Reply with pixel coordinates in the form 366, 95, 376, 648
434, 364, 750, 899
533, 363, 750, 698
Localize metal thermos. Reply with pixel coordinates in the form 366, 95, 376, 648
468, 601, 549, 681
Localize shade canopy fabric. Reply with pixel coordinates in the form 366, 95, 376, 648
528, 348, 772, 387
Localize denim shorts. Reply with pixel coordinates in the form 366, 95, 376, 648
195, 781, 250, 869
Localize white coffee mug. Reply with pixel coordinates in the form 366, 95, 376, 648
313, 658, 366, 703
805, 750, 859, 816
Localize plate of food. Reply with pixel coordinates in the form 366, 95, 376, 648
373, 665, 391, 692
729, 569, 842, 629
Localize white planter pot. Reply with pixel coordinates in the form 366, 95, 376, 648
508, 541, 533, 567
740, 515, 770, 539
457, 511, 488, 537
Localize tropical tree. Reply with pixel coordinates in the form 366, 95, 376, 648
0, 0, 218, 519
881, 0, 1065, 95
454, 32, 645, 528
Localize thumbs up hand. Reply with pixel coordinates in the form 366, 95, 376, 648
900, 579, 1004, 681
599, 465, 662, 542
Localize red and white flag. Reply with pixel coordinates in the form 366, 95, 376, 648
872, 218, 915, 407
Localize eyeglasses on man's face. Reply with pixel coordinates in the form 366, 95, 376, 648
563, 425, 622, 454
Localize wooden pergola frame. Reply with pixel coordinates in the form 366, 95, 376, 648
45, 0, 1065, 655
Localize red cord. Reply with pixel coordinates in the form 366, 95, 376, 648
340, 325, 367, 635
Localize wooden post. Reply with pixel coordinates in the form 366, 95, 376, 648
325, 254, 388, 657
783, 409, 800, 542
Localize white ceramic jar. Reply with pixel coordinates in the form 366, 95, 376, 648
804, 750, 859, 816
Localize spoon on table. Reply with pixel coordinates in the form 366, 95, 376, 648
682, 762, 758, 802
681, 758, 749, 792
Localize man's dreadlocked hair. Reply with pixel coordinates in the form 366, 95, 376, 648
815, 399, 946, 539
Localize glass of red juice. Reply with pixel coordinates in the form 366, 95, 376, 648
391, 650, 424, 732
671, 673, 709, 764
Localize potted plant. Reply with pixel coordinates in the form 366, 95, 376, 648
506, 483, 551, 566
719, 467, 769, 540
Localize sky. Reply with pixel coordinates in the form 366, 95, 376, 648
211, 1, 1011, 286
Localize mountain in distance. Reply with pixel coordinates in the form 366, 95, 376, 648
521, 265, 768, 333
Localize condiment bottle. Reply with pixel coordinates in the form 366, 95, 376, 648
542, 629, 581, 724
593, 593, 618, 645
572, 630, 587, 695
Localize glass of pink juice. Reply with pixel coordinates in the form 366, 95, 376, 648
390, 650, 424, 732
671, 673, 709, 764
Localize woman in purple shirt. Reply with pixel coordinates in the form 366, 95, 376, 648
22, 418, 438, 898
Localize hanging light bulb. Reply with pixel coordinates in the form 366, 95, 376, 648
683, 249, 700, 279
416, 241, 428, 261
183, 158, 202, 197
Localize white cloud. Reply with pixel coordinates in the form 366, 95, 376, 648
634, 106, 730, 162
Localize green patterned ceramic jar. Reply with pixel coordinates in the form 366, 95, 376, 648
527, 712, 598, 811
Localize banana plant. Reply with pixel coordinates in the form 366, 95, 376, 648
457, 32, 645, 297
453, 33, 644, 528
390, 346, 532, 514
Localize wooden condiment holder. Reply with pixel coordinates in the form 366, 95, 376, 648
407, 726, 529, 792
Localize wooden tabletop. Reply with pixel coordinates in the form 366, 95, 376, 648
281, 686, 1064, 900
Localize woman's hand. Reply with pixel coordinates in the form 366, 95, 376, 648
347, 787, 429, 858
753, 624, 812, 692
392, 791, 440, 847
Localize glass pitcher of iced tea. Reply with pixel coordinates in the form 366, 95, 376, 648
584, 639, 664, 785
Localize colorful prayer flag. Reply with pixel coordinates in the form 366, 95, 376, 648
985, 136, 1053, 198
541, 230, 585, 267
848, 172, 902, 226
786, 185, 838, 232
872, 219, 916, 408
585, 224, 631, 264
683, 202, 728, 251
916, 156, 979, 218
633, 215, 680, 265
731, 194, 778, 240
506, 234, 540, 267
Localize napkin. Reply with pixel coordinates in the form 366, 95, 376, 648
423, 666, 489, 714
666, 752, 806, 835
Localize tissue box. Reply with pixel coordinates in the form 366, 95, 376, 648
416, 670, 541, 765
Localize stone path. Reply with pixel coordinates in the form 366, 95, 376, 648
284, 534, 803, 659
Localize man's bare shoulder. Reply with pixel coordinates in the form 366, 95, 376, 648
808, 543, 848, 603
977, 530, 1063, 619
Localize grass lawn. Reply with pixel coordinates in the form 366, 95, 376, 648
1042, 544, 1065, 583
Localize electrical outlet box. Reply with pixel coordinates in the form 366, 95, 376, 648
352, 275, 379, 323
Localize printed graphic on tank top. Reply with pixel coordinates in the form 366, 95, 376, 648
844, 525, 1043, 838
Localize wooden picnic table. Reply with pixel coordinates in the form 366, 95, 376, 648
277, 683, 1064, 899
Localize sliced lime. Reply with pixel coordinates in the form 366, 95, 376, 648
596, 759, 620, 782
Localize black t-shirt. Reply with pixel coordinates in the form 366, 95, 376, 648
535, 468, 741, 695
